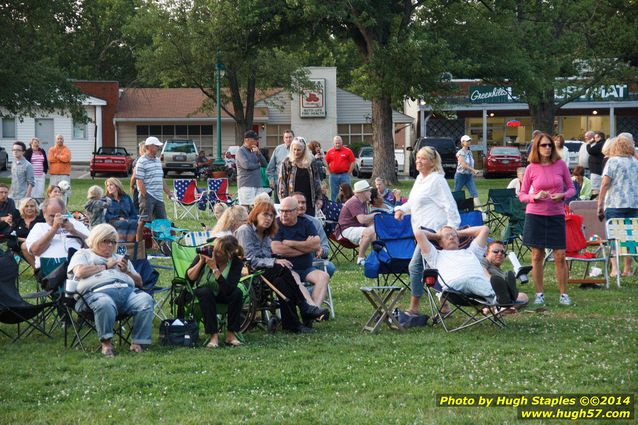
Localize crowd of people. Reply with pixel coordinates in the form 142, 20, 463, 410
3, 127, 636, 356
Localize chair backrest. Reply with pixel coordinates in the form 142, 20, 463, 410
373, 212, 415, 260
174, 179, 199, 203
146, 219, 176, 240
488, 188, 516, 214
606, 218, 638, 256
460, 210, 483, 227
0, 252, 21, 307
569, 200, 605, 239
180, 231, 216, 247
170, 241, 198, 281
207, 178, 230, 202
452, 190, 474, 213
322, 199, 342, 223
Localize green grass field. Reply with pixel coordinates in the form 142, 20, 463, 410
1, 176, 636, 424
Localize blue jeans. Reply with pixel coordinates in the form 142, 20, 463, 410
408, 246, 425, 298
329, 172, 351, 201
77, 287, 154, 345
454, 172, 478, 198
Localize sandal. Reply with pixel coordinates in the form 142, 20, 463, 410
205, 339, 219, 349
129, 344, 143, 353
224, 339, 242, 347
101, 346, 115, 358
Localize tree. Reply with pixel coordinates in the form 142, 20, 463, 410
0, 0, 86, 120
303, 0, 455, 184
449, 0, 638, 134
131, 0, 310, 143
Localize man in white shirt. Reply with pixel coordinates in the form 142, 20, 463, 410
26, 197, 89, 272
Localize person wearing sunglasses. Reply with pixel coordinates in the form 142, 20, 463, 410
519, 132, 576, 306
481, 241, 529, 310
68, 223, 152, 357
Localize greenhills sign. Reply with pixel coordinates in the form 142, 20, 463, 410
469, 84, 628, 104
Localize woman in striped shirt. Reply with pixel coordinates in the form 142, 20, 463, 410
25, 137, 48, 202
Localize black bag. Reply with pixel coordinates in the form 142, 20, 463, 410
158, 319, 199, 347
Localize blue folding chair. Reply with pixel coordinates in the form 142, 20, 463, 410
364, 212, 415, 287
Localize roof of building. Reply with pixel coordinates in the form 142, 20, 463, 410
115, 87, 272, 120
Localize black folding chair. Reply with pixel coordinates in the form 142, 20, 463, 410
0, 252, 60, 342
484, 188, 516, 233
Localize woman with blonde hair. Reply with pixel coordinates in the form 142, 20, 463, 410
11, 197, 44, 268
597, 132, 638, 277
278, 136, 322, 216
104, 177, 138, 241
211, 205, 248, 237
68, 223, 152, 357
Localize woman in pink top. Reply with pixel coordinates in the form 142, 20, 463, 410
24, 137, 48, 201
519, 132, 576, 306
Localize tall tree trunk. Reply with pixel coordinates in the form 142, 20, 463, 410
528, 90, 557, 135
371, 95, 397, 185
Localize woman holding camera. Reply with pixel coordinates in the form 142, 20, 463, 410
186, 235, 244, 348
67, 223, 153, 357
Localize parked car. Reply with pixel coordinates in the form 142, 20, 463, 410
564, 140, 583, 170
408, 137, 457, 178
89, 147, 133, 177
352, 146, 398, 178
482, 146, 522, 178
160, 139, 198, 177
0, 147, 7, 171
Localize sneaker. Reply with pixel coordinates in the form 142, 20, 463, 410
559, 294, 572, 306
356, 257, 366, 266
534, 293, 545, 305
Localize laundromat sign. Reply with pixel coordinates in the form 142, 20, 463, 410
469, 84, 629, 104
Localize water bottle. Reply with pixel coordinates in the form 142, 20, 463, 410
184, 333, 191, 346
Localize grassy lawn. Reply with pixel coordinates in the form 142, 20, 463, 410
1, 176, 636, 424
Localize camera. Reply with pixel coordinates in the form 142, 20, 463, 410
196, 245, 214, 257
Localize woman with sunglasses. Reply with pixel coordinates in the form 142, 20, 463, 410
68, 223, 153, 357
278, 136, 323, 216
519, 132, 576, 306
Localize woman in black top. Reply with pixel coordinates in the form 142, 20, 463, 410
587, 131, 605, 196
11, 197, 44, 268
278, 136, 322, 216
186, 235, 244, 348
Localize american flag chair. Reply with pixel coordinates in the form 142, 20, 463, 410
205, 178, 236, 213
322, 199, 358, 262
173, 179, 203, 220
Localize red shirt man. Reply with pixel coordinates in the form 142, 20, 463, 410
325, 136, 355, 201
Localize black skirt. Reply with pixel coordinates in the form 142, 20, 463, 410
522, 213, 566, 249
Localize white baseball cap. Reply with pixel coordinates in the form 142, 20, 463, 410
145, 136, 163, 147
460, 135, 472, 142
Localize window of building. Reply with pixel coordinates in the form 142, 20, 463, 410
136, 126, 149, 136
265, 124, 291, 148
1, 117, 16, 139
72, 120, 87, 139
338, 123, 373, 145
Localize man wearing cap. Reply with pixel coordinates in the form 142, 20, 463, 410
236, 130, 268, 207
454, 135, 482, 213
135, 136, 173, 242
337, 180, 378, 265
266, 129, 294, 202
48, 134, 72, 204
325, 136, 355, 201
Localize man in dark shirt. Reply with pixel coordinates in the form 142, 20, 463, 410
272, 196, 330, 309
0, 183, 18, 236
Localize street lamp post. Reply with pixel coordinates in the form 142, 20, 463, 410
214, 50, 225, 166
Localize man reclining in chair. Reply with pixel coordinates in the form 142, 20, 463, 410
415, 225, 522, 307
481, 240, 529, 310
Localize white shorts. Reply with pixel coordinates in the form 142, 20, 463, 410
238, 186, 268, 206
341, 226, 366, 245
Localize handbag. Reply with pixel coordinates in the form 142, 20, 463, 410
158, 319, 199, 347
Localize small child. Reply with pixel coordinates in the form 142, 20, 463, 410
84, 185, 112, 228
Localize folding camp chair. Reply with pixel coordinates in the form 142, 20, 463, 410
134, 259, 170, 320
204, 178, 236, 213
484, 188, 516, 233
606, 218, 638, 288
452, 190, 474, 213
364, 212, 414, 288
0, 252, 60, 342
308, 259, 336, 319
321, 200, 357, 262
502, 198, 530, 258
144, 219, 188, 258
173, 179, 203, 220
543, 210, 610, 288
421, 266, 507, 333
